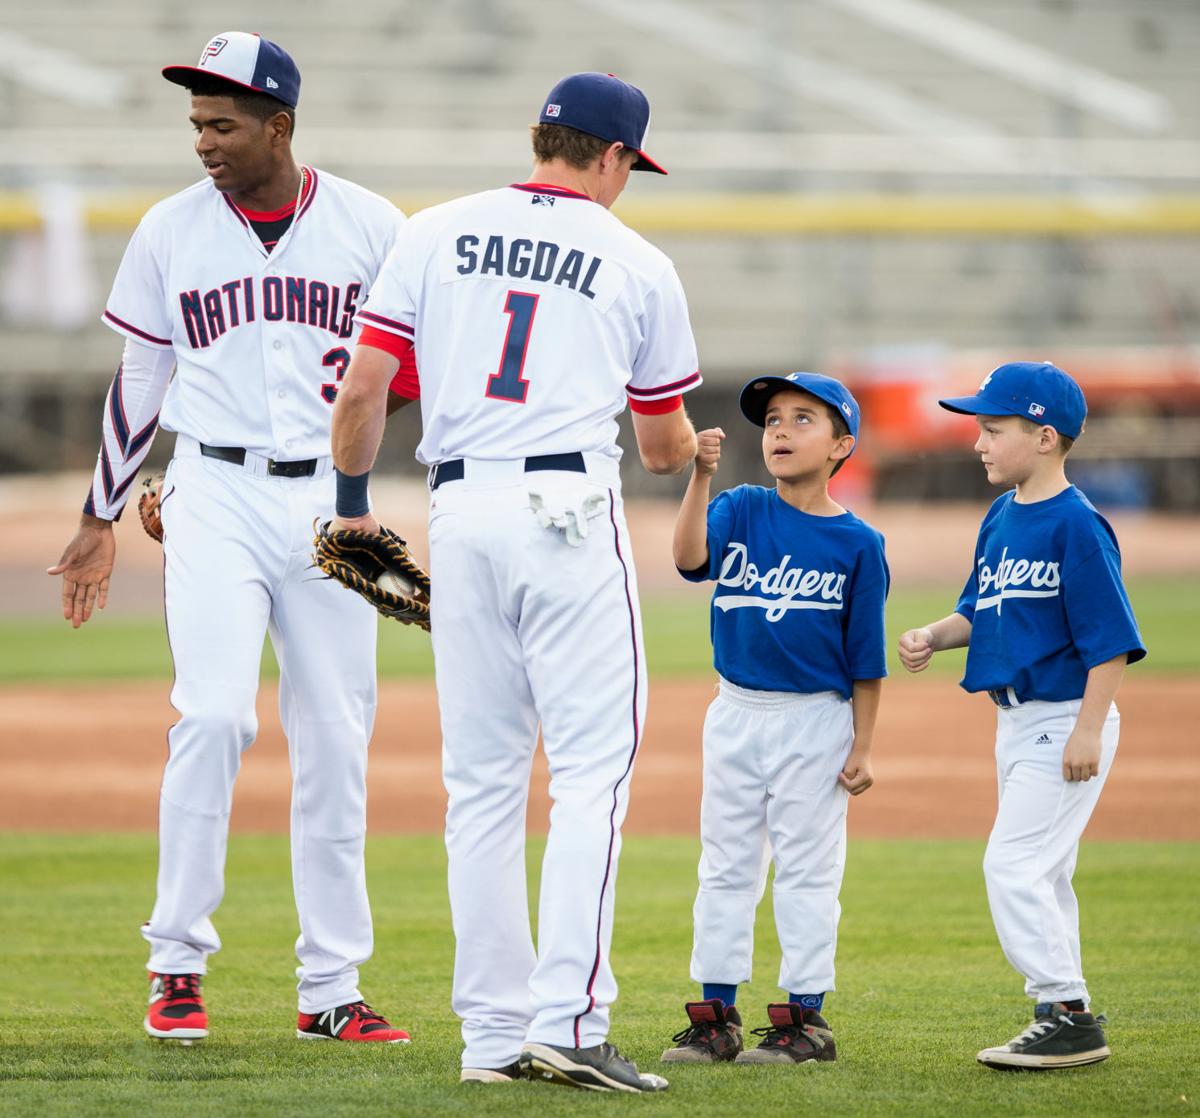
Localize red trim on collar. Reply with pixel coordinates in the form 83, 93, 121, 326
236, 198, 296, 222
224, 167, 316, 224
510, 182, 593, 200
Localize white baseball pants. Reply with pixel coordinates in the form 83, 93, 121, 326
690, 680, 853, 995
427, 456, 646, 1070
983, 698, 1119, 1006
144, 439, 379, 1013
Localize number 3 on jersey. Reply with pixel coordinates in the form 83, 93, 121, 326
486, 291, 539, 404
320, 346, 351, 403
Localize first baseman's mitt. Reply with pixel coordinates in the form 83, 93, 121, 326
138, 472, 166, 543
312, 520, 431, 630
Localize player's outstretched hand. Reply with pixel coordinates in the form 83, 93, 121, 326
47, 517, 116, 629
694, 428, 725, 477
838, 748, 874, 795
1061, 728, 1102, 783
898, 627, 935, 673
332, 512, 382, 535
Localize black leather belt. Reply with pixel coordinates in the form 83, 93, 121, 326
200, 443, 318, 478
987, 688, 1021, 709
429, 452, 586, 490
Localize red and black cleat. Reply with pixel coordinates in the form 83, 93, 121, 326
296, 1001, 410, 1044
735, 1002, 837, 1064
145, 972, 208, 1044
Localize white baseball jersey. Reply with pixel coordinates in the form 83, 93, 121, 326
90, 168, 403, 519
357, 182, 701, 466
92, 167, 404, 1013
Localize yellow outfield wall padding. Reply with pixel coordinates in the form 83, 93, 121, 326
1, 193, 1199, 236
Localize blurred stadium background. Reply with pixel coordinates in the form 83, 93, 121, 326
2, 0, 1199, 508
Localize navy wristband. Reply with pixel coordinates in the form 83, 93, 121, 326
335, 468, 371, 518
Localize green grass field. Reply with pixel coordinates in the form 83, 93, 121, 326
4, 575, 1196, 1114
1, 833, 1196, 1117
2, 576, 1197, 684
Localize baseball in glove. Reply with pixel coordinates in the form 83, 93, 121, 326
312, 520, 431, 630
138, 472, 167, 543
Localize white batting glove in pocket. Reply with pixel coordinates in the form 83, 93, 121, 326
528, 484, 608, 547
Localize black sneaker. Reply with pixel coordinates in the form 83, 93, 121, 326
734, 1003, 836, 1064
519, 1041, 669, 1093
661, 999, 743, 1063
977, 1002, 1110, 1069
460, 1060, 524, 1084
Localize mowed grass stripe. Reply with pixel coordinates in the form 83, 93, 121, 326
2, 576, 1197, 684
0, 834, 1196, 1117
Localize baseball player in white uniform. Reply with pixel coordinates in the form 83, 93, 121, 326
48, 33, 411, 1044
328, 73, 700, 1091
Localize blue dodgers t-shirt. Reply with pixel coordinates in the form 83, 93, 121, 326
680, 485, 889, 697
955, 486, 1146, 702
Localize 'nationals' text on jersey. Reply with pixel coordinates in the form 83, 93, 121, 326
178, 276, 361, 348
101, 169, 403, 460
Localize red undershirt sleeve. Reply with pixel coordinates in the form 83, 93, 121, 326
359, 324, 419, 399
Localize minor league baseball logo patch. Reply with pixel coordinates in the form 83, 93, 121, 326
841, 401, 852, 416
199, 37, 228, 65
1028, 402, 1046, 417
545, 103, 562, 117
531, 194, 556, 206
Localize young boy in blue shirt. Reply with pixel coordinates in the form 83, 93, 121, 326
899, 361, 1145, 1069
662, 371, 888, 1066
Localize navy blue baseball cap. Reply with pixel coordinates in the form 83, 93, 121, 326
739, 372, 861, 454
539, 72, 666, 174
163, 32, 300, 109
939, 361, 1087, 438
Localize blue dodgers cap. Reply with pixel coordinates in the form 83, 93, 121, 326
539, 72, 666, 174
739, 372, 861, 454
939, 361, 1087, 438
163, 32, 300, 109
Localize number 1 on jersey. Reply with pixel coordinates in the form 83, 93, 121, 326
486, 291, 539, 404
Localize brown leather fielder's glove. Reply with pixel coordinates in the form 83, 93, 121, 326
312, 520, 431, 630
138, 472, 166, 543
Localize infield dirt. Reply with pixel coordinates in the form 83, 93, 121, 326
1, 674, 1195, 840
9, 477, 1198, 841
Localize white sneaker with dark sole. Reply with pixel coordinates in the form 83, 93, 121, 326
519, 1042, 668, 1093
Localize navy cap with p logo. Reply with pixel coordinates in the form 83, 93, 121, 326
163, 31, 301, 109
539, 72, 666, 174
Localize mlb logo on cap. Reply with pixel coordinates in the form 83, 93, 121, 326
545, 103, 562, 117
1029, 402, 1046, 417
162, 31, 301, 109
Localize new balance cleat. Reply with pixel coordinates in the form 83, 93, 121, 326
661, 999, 743, 1063
144, 972, 208, 1044
977, 1003, 1110, 1069
519, 1041, 668, 1093
734, 1003, 836, 1065
296, 1001, 410, 1043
